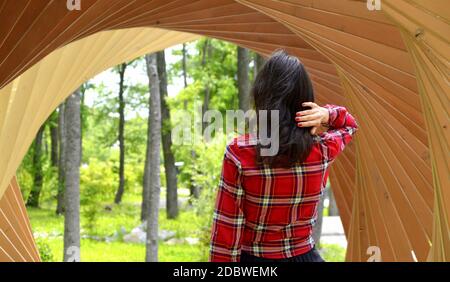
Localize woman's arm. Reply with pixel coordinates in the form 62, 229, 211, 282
296, 102, 358, 161
209, 144, 245, 262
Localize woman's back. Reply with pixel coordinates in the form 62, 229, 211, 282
209, 50, 358, 262
210, 104, 358, 262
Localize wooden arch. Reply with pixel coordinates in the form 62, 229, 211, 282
0, 0, 448, 262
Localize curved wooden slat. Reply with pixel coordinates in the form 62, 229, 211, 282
382, 0, 450, 262
0, 176, 40, 262
0, 0, 447, 262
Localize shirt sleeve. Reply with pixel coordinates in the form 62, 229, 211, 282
318, 104, 358, 162
209, 144, 245, 262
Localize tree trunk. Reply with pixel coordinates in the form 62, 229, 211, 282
114, 63, 127, 204
328, 187, 339, 216
191, 40, 210, 199
141, 115, 151, 221
201, 40, 211, 132
26, 124, 45, 207
182, 43, 188, 89
80, 85, 85, 161
143, 53, 162, 262
56, 103, 66, 215
312, 194, 325, 249
237, 46, 251, 112
63, 89, 81, 262
182, 43, 188, 109
157, 51, 179, 219
201, 85, 211, 132
49, 112, 59, 167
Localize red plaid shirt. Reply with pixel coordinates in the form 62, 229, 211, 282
209, 104, 358, 262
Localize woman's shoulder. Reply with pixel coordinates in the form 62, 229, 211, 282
227, 133, 258, 149
228, 133, 323, 154
225, 134, 258, 165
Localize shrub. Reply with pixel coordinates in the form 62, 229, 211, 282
35, 238, 54, 262
80, 158, 117, 235
189, 134, 228, 261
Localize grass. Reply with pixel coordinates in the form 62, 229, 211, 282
39, 238, 199, 262
28, 195, 345, 262
320, 243, 346, 262
28, 196, 207, 262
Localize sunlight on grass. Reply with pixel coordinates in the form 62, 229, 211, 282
320, 243, 346, 262
28, 203, 346, 262
42, 238, 200, 262
28, 201, 205, 262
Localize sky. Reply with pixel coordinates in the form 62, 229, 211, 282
84, 43, 190, 117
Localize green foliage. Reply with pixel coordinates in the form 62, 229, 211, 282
159, 210, 202, 240
168, 39, 239, 112
17, 151, 34, 202
28, 203, 346, 262
35, 238, 55, 262
320, 243, 346, 262
28, 203, 204, 262
189, 134, 228, 261
80, 158, 117, 234
34, 237, 199, 262
122, 116, 146, 184
17, 124, 59, 206
18, 38, 348, 262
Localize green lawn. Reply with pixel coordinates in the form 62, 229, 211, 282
38, 238, 199, 262
28, 196, 207, 262
28, 197, 345, 262
320, 243, 346, 262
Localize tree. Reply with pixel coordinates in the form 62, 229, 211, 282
114, 63, 128, 204
237, 46, 251, 111
26, 124, 45, 207
312, 191, 326, 248
79, 83, 90, 161
63, 89, 81, 262
182, 43, 189, 109
157, 50, 179, 219
143, 53, 162, 262
49, 112, 59, 167
167, 39, 238, 201
196, 39, 213, 199
182, 43, 188, 89
328, 187, 339, 216
201, 39, 212, 132
56, 103, 66, 215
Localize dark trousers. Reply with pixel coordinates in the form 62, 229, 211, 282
240, 247, 325, 262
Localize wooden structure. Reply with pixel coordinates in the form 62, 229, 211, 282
0, 0, 448, 261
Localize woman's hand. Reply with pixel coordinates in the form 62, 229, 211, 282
295, 102, 329, 134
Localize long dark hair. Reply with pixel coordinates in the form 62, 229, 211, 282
253, 50, 315, 167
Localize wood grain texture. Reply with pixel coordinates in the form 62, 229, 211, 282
0, 176, 40, 262
0, 0, 448, 261
382, 0, 450, 262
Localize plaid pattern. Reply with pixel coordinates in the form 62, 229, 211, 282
209, 104, 358, 262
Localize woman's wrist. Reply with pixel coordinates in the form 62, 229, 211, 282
320, 107, 330, 126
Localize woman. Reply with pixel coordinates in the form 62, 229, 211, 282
209, 50, 358, 262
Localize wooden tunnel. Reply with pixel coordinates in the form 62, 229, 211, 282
0, 0, 448, 262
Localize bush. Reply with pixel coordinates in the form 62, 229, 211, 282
80, 158, 117, 234
189, 134, 228, 261
35, 238, 54, 262
320, 243, 346, 262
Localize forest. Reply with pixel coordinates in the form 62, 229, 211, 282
17, 38, 345, 262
